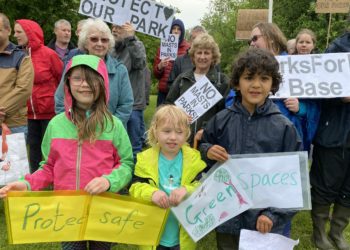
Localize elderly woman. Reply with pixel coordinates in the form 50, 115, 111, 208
55, 18, 133, 127
166, 33, 229, 146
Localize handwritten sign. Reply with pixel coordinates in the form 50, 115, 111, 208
239, 229, 299, 250
4, 191, 168, 245
172, 163, 253, 242
235, 9, 268, 40
227, 152, 310, 209
79, 0, 175, 39
174, 76, 223, 123
0, 133, 29, 185
160, 34, 179, 60
315, 0, 350, 13
273, 53, 350, 98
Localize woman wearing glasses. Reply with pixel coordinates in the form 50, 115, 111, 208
14, 19, 63, 173
55, 18, 133, 129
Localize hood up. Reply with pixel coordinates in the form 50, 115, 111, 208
63, 54, 109, 118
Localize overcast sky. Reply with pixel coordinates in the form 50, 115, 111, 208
160, 0, 212, 29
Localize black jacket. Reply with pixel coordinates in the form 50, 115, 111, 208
199, 98, 302, 235
313, 33, 350, 148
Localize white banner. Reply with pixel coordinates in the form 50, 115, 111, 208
160, 34, 179, 60
229, 154, 304, 209
239, 229, 299, 250
172, 162, 253, 242
174, 76, 223, 123
0, 133, 29, 185
79, 0, 175, 39
273, 53, 350, 98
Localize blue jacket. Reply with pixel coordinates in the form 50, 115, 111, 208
200, 98, 302, 235
55, 53, 133, 127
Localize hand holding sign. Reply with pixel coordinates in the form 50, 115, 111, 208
0, 181, 27, 198
169, 186, 187, 206
122, 22, 135, 37
158, 57, 172, 70
152, 190, 170, 208
256, 215, 273, 234
207, 145, 229, 162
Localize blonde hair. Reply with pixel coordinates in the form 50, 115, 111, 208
147, 105, 190, 147
189, 33, 221, 66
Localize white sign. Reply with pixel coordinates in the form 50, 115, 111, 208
273, 53, 350, 98
239, 229, 299, 250
0, 133, 29, 185
160, 34, 179, 60
172, 162, 253, 242
79, 0, 175, 39
229, 155, 304, 209
174, 76, 223, 123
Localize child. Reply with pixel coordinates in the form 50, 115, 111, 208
199, 48, 302, 250
0, 54, 134, 250
129, 105, 206, 250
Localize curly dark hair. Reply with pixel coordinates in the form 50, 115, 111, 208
230, 48, 282, 94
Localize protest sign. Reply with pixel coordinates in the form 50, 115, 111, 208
315, 0, 350, 13
172, 163, 253, 242
0, 132, 29, 185
226, 152, 310, 209
4, 191, 168, 245
239, 229, 299, 250
79, 0, 175, 39
174, 76, 223, 123
273, 53, 350, 98
235, 9, 268, 40
160, 34, 179, 60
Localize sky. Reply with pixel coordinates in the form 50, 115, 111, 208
159, 0, 212, 29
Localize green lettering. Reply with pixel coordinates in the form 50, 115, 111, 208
290, 172, 297, 185
65, 217, 77, 226
262, 174, 271, 186
41, 219, 53, 229
133, 220, 144, 229
53, 203, 65, 231
209, 199, 216, 209
185, 205, 202, 225
237, 173, 248, 190
271, 173, 280, 185
112, 216, 122, 224
99, 212, 111, 223
281, 173, 289, 185
22, 203, 41, 230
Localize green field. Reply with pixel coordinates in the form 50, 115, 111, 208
0, 95, 349, 249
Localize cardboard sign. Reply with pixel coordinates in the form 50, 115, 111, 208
4, 191, 168, 245
174, 76, 223, 123
315, 0, 350, 13
273, 53, 350, 98
160, 34, 179, 60
0, 133, 29, 185
172, 162, 252, 242
79, 0, 175, 39
235, 9, 268, 40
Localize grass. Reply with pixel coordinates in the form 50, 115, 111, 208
0, 95, 349, 249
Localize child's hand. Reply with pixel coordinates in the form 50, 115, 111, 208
0, 181, 27, 198
152, 190, 169, 208
256, 215, 273, 234
207, 145, 229, 162
284, 98, 299, 113
169, 187, 187, 206
84, 177, 110, 195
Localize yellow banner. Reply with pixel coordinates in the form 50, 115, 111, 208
4, 191, 168, 245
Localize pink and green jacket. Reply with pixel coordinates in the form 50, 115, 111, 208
24, 54, 134, 192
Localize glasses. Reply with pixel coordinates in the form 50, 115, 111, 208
68, 76, 86, 86
248, 35, 264, 45
88, 36, 110, 44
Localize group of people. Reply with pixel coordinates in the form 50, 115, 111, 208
0, 11, 349, 250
